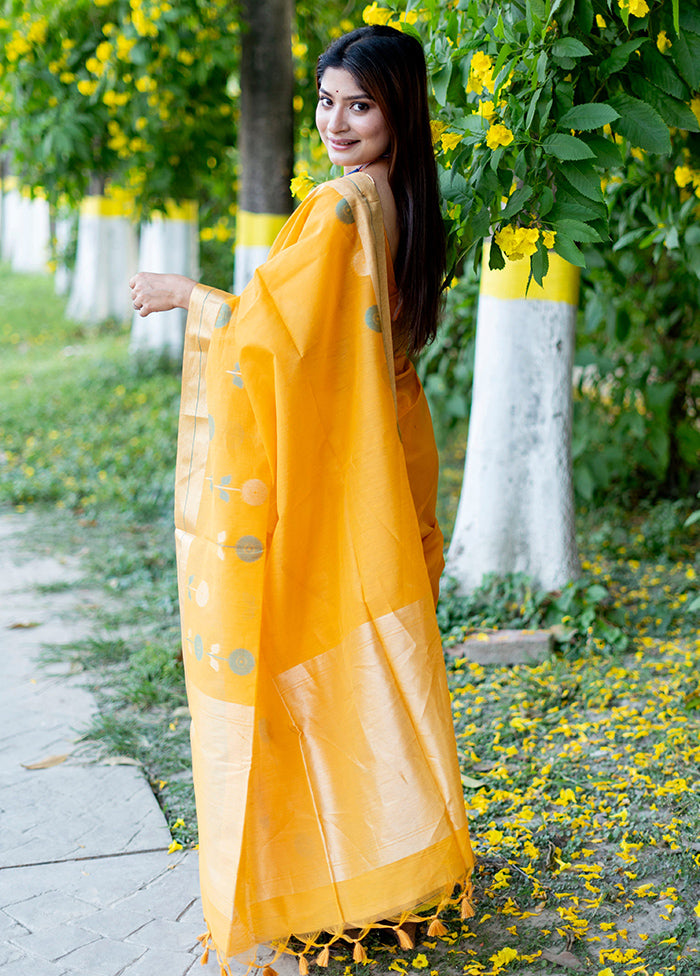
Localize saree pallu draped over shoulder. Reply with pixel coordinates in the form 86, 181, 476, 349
174, 172, 474, 975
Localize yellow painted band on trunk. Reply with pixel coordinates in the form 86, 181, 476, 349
480, 243, 580, 305
151, 200, 198, 222
81, 196, 132, 218
236, 211, 288, 248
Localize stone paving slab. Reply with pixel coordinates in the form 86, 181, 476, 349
0, 512, 222, 975
446, 628, 553, 665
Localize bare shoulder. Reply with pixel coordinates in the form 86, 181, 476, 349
363, 162, 399, 262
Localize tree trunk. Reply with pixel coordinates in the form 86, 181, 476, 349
446, 246, 582, 593
234, 0, 294, 293
130, 202, 199, 359
66, 193, 138, 323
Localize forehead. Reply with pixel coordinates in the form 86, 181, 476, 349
318, 66, 368, 96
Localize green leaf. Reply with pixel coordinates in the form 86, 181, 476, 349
679, 4, 700, 35
542, 133, 596, 160
553, 233, 586, 267
581, 133, 623, 169
615, 307, 631, 342
612, 227, 647, 251
501, 184, 533, 220
488, 240, 506, 270
539, 185, 554, 217
559, 161, 604, 202
531, 243, 549, 286
598, 38, 644, 81
639, 46, 689, 99
629, 74, 700, 132
552, 218, 603, 243
432, 62, 452, 106
526, 88, 543, 130
574, 0, 594, 34
559, 102, 620, 131
672, 0, 680, 35
552, 37, 591, 58
470, 206, 492, 239
608, 94, 671, 154
672, 29, 700, 91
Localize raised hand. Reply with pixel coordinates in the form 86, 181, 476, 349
129, 272, 196, 316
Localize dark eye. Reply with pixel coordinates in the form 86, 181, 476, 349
352, 102, 369, 112
319, 96, 332, 108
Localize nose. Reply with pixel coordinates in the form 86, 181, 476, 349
328, 104, 349, 133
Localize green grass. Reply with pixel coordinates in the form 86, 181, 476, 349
2, 265, 699, 975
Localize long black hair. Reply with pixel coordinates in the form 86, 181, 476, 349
316, 26, 445, 355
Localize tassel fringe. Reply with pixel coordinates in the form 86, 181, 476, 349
394, 925, 414, 950
352, 940, 368, 964
427, 918, 448, 938
196, 874, 475, 973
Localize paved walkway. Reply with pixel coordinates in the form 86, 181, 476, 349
0, 511, 225, 976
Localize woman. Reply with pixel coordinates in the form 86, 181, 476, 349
130, 25, 474, 976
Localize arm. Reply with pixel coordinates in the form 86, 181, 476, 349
129, 272, 197, 317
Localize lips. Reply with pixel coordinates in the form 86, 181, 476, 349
328, 139, 358, 151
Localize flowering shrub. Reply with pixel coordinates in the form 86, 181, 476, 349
364, 0, 699, 284
0, 0, 237, 214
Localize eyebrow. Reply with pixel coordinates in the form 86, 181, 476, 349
319, 86, 375, 102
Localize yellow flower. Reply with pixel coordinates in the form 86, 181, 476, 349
478, 99, 496, 120
430, 119, 447, 145
290, 171, 316, 201
470, 51, 493, 76
618, 0, 649, 16
412, 955, 429, 969
542, 229, 556, 249
490, 947, 518, 970
362, 2, 393, 26
136, 75, 156, 93
27, 18, 48, 44
486, 123, 514, 149
596, 14, 607, 27
386, 11, 418, 31
656, 30, 672, 53
167, 840, 183, 853
494, 225, 540, 261
691, 97, 700, 127
96, 40, 112, 62
116, 34, 137, 59
674, 165, 694, 188
77, 79, 98, 96
440, 131, 462, 152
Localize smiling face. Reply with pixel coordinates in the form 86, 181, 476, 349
315, 66, 391, 173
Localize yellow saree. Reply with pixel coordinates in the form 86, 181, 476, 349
175, 172, 474, 974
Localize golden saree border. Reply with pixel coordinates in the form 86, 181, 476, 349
175, 173, 474, 975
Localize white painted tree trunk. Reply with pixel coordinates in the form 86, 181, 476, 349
11, 192, 51, 273
130, 202, 199, 359
233, 211, 287, 293
53, 215, 75, 297
446, 247, 581, 593
1, 181, 22, 265
66, 196, 138, 323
